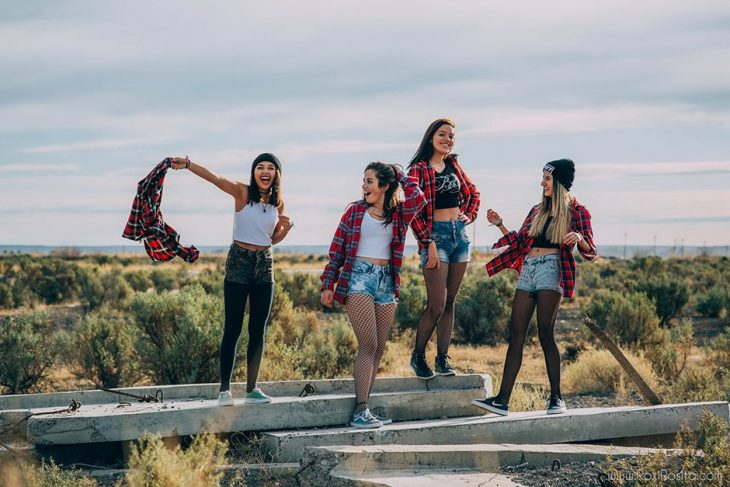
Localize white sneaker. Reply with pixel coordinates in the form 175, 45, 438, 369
218, 390, 234, 407
244, 387, 273, 404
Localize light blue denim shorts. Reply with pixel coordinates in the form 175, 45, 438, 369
347, 258, 397, 305
420, 220, 471, 267
515, 254, 563, 296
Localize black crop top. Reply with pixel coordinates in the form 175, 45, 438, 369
532, 216, 561, 249
434, 161, 461, 209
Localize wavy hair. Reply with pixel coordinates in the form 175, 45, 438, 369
247, 153, 282, 208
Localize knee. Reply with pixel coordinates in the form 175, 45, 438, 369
425, 301, 446, 321
537, 326, 556, 348
444, 295, 457, 312
358, 338, 378, 357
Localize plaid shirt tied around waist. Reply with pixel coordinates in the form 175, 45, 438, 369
485, 199, 597, 298
122, 158, 199, 263
409, 157, 480, 253
321, 173, 426, 304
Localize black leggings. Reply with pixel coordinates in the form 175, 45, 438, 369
496, 289, 562, 403
220, 279, 274, 393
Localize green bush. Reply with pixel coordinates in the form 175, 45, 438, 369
276, 270, 321, 310
0, 282, 13, 308
710, 329, 730, 371
696, 286, 729, 318
635, 276, 690, 326
587, 290, 662, 347
666, 367, 729, 403
124, 271, 154, 292
28, 259, 80, 304
455, 272, 513, 345
130, 285, 224, 384
645, 319, 694, 382
395, 272, 427, 330
67, 312, 141, 388
0, 313, 58, 394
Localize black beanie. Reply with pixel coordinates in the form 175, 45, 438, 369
543, 159, 575, 191
252, 153, 282, 172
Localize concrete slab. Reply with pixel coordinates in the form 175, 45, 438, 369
26, 385, 489, 445
263, 401, 729, 462
1, 375, 489, 410
298, 443, 677, 486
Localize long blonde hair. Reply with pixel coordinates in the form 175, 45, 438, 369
528, 182, 572, 243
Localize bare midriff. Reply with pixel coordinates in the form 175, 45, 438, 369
433, 207, 461, 221
234, 240, 271, 251
528, 247, 560, 257
359, 256, 390, 266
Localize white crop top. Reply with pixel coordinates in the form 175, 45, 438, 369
356, 211, 393, 260
233, 202, 279, 246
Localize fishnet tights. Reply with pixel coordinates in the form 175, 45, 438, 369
496, 289, 563, 403
414, 262, 468, 354
345, 294, 396, 409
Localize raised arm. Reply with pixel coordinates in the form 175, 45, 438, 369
170, 157, 246, 202
394, 166, 426, 225
271, 202, 294, 245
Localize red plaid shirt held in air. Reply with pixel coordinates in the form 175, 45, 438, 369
122, 158, 199, 263
485, 199, 597, 298
321, 172, 426, 305
409, 156, 481, 253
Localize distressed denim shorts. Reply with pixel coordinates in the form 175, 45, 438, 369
515, 254, 563, 296
347, 258, 396, 306
224, 243, 274, 285
420, 220, 471, 267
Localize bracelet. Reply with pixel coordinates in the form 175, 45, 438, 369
495, 219, 503, 227
185, 158, 190, 169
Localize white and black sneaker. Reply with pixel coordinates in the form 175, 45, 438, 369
546, 395, 567, 415
410, 350, 435, 380
435, 353, 456, 376
471, 396, 509, 416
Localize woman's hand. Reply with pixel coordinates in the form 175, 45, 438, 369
169, 156, 190, 170
458, 212, 472, 224
321, 289, 334, 308
279, 214, 294, 232
486, 208, 502, 226
424, 241, 440, 269
563, 231, 584, 246
389, 163, 403, 178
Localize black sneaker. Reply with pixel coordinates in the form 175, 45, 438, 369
546, 395, 567, 415
471, 396, 509, 416
410, 351, 435, 380
435, 353, 456, 376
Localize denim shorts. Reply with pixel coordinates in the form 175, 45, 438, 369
347, 258, 397, 305
515, 254, 563, 295
224, 243, 274, 285
420, 220, 471, 267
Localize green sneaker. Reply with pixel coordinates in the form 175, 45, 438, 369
244, 387, 272, 404
350, 409, 383, 429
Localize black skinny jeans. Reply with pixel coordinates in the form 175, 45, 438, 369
219, 279, 274, 393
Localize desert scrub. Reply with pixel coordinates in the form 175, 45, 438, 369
605, 411, 730, 486
0, 312, 59, 394
22, 459, 97, 487
123, 433, 233, 487
563, 349, 659, 396
130, 285, 225, 384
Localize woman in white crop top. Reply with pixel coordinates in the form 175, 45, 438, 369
171, 153, 293, 406
320, 162, 426, 429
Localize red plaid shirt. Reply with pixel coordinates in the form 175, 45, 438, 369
321, 173, 426, 304
122, 159, 199, 263
485, 199, 596, 298
409, 156, 481, 252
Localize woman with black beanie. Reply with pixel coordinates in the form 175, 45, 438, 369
472, 159, 596, 416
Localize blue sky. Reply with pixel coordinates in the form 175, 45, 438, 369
1, 1, 729, 248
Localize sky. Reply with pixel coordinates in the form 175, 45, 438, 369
1, 1, 729, 248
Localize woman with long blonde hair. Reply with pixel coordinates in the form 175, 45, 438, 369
473, 159, 596, 416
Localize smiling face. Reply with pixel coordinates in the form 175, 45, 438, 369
541, 170, 554, 198
254, 161, 278, 192
362, 169, 388, 206
431, 123, 455, 157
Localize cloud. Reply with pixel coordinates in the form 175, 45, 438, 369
0, 163, 79, 173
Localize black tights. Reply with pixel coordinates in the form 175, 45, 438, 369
496, 289, 562, 403
220, 280, 274, 393
414, 262, 468, 354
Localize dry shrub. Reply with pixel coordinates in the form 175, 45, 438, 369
563, 348, 659, 396
123, 433, 231, 487
22, 459, 97, 487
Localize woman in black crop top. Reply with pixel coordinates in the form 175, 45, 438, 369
407, 118, 481, 379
